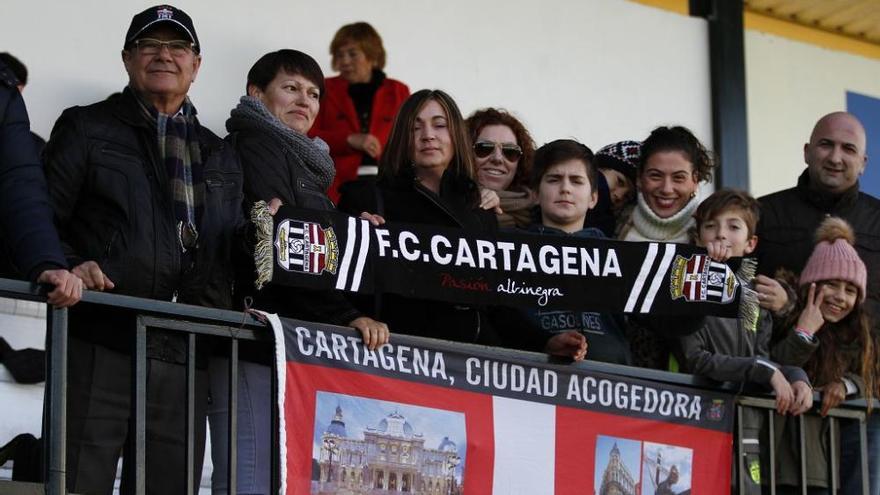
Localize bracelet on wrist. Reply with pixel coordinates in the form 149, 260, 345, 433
795, 327, 816, 342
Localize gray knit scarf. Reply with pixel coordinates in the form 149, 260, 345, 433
227, 96, 335, 192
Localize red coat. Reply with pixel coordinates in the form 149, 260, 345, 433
310, 75, 410, 202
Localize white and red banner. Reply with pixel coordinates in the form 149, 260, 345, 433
268, 316, 733, 495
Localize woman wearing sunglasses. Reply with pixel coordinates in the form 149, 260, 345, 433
466, 108, 537, 229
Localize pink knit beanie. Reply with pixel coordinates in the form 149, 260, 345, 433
799, 217, 867, 303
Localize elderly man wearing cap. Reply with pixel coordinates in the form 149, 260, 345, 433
43, 5, 241, 493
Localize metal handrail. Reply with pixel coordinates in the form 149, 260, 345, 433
0, 276, 873, 494
0, 277, 268, 495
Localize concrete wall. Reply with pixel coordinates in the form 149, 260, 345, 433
5, 0, 711, 155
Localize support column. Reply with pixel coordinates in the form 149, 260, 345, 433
690, 0, 750, 190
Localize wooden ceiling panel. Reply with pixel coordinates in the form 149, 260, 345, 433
745, 0, 880, 45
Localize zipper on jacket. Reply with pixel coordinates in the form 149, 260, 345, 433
414, 180, 482, 341
101, 230, 121, 263
136, 125, 181, 299
738, 317, 744, 357
413, 180, 464, 228
473, 309, 481, 343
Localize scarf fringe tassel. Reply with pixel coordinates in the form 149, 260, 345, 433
252, 201, 274, 290
736, 258, 760, 333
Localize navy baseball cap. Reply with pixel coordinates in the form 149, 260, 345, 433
124, 5, 200, 53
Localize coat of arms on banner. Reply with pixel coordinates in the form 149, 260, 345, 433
275, 220, 339, 275
669, 254, 738, 304
707, 399, 726, 421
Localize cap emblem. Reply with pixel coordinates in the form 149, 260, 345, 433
157, 7, 173, 20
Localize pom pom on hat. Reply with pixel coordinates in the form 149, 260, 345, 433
799, 217, 867, 303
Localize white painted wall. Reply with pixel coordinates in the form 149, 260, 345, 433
5, 0, 711, 156
745, 30, 880, 197
0, 0, 711, 487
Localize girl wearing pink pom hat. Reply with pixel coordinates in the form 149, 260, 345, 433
771, 217, 878, 492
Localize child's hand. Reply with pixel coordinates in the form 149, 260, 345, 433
705, 239, 731, 262
796, 283, 825, 336
754, 275, 789, 313
544, 331, 587, 361
820, 381, 847, 416
789, 381, 813, 415
769, 369, 794, 415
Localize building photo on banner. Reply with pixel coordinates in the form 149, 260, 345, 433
2, 0, 880, 493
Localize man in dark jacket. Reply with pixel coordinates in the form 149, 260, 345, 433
756, 112, 879, 325
756, 111, 880, 495
0, 59, 80, 306
42, 6, 242, 494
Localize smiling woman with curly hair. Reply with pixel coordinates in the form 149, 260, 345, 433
466, 107, 537, 228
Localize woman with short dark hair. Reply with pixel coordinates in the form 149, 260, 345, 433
310, 22, 410, 203
211, 49, 388, 494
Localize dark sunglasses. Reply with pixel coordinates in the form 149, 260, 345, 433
473, 141, 523, 161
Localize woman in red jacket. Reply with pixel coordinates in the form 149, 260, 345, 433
310, 22, 410, 203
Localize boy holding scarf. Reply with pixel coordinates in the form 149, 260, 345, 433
519, 139, 632, 364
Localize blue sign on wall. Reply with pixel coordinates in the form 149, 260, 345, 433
847, 91, 880, 199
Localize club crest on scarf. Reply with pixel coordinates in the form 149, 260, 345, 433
669, 254, 738, 304
275, 220, 339, 275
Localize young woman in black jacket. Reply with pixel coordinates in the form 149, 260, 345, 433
212, 49, 389, 494
340, 89, 585, 359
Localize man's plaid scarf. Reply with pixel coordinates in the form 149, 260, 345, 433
136, 90, 205, 252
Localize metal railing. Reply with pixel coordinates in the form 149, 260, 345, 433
0, 277, 270, 495
735, 396, 869, 495
0, 276, 872, 494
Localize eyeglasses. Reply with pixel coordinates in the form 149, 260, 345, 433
473, 141, 523, 161
132, 38, 195, 56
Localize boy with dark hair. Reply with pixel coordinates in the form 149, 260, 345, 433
521, 139, 632, 364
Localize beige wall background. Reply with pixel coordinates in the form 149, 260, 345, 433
4, 0, 712, 156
